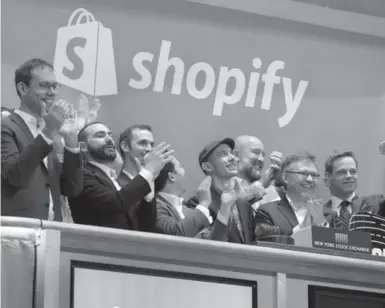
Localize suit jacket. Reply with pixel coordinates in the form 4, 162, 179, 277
323, 194, 385, 229
254, 195, 298, 238
1, 113, 83, 220
116, 171, 157, 231
155, 193, 210, 237
69, 162, 156, 231
190, 188, 256, 244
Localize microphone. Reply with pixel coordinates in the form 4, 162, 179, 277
379, 141, 385, 155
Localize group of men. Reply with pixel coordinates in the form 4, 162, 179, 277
2, 58, 385, 246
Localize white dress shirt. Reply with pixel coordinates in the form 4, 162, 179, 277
330, 192, 355, 216
14, 109, 79, 221
158, 192, 213, 223
286, 195, 308, 233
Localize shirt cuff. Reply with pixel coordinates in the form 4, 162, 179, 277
196, 205, 213, 224
40, 132, 53, 145
320, 220, 329, 228
216, 211, 230, 226
292, 224, 301, 234
64, 146, 80, 154
139, 169, 155, 201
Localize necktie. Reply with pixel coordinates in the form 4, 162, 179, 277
339, 200, 351, 229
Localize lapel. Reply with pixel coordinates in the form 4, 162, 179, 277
156, 193, 183, 221
276, 195, 299, 229
85, 162, 116, 190
10, 112, 49, 172
351, 194, 372, 213
10, 113, 34, 143
236, 200, 251, 243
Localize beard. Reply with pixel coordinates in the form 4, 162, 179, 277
88, 144, 117, 162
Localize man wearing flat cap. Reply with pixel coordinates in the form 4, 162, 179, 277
190, 138, 257, 244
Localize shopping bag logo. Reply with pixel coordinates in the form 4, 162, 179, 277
53, 8, 118, 96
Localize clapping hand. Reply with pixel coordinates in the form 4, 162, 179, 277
197, 176, 212, 208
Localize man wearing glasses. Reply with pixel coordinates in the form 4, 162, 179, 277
2, 58, 83, 221
323, 150, 385, 230
254, 152, 328, 240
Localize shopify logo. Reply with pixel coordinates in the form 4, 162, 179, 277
128, 40, 309, 127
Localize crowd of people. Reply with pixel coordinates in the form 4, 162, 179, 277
2, 58, 385, 246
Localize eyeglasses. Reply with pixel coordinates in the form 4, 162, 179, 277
285, 171, 321, 179
39, 82, 62, 91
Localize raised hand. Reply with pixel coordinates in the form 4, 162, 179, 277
143, 142, 175, 178
305, 195, 325, 226
42, 99, 72, 139
261, 151, 283, 188
241, 180, 266, 202
196, 176, 212, 208
59, 104, 78, 137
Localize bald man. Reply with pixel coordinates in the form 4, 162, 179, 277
234, 135, 283, 211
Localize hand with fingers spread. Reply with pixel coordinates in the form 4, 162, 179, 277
143, 142, 175, 178
305, 196, 326, 226
42, 99, 72, 139
240, 180, 266, 202
261, 151, 283, 188
220, 177, 243, 212
196, 176, 212, 208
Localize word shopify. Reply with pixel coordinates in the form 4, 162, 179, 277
128, 40, 309, 127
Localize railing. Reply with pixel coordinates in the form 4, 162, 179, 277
1, 216, 385, 308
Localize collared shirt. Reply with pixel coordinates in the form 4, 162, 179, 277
330, 192, 355, 216
121, 168, 154, 201
158, 192, 186, 219
286, 195, 308, 227
158, 191, 212, 223
14, 109, 79, 221
90, 161, 121, 190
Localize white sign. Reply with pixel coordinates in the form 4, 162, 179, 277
73, 266, 254, 308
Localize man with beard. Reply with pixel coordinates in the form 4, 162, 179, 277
255, 152, 328, 240
323, 150, 385, 230
235, 136, 283, 210
2, 58, 83, 220
69, 122, 174, 230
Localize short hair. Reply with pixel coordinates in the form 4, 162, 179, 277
155, 161, 175, 193
15, 58, 54, 97
118, 124, 152, 154
282, 151, 316, 172
77, 122, 104, 143
324, 150, 358, 174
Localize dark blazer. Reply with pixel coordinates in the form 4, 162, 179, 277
189, 188, 256, 244
69, 162, 156, 231
155, 193, 210, 237
1, 113, 83, 220
324, 194, 385, 229
254, 195, 298, 238
116, 171, 157, 231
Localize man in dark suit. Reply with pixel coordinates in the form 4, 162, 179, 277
69, 122, 174, 231
117, 124, 156, 230
323, 150, 385, 229
1, 58, 83, 221
255, 152, 328, 239
190, 138, 256, 244
154, 159, 212, 237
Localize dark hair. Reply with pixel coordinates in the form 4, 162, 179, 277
324, 150, 358, 175
155, 162, 175, 193
282, 151, 316, 172
77, 122, 104, 143
118, 124, 152, 156
14, 58, 54, 97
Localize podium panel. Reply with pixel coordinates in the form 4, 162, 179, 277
71, 261, 257, 308
308, 285, 385, 308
